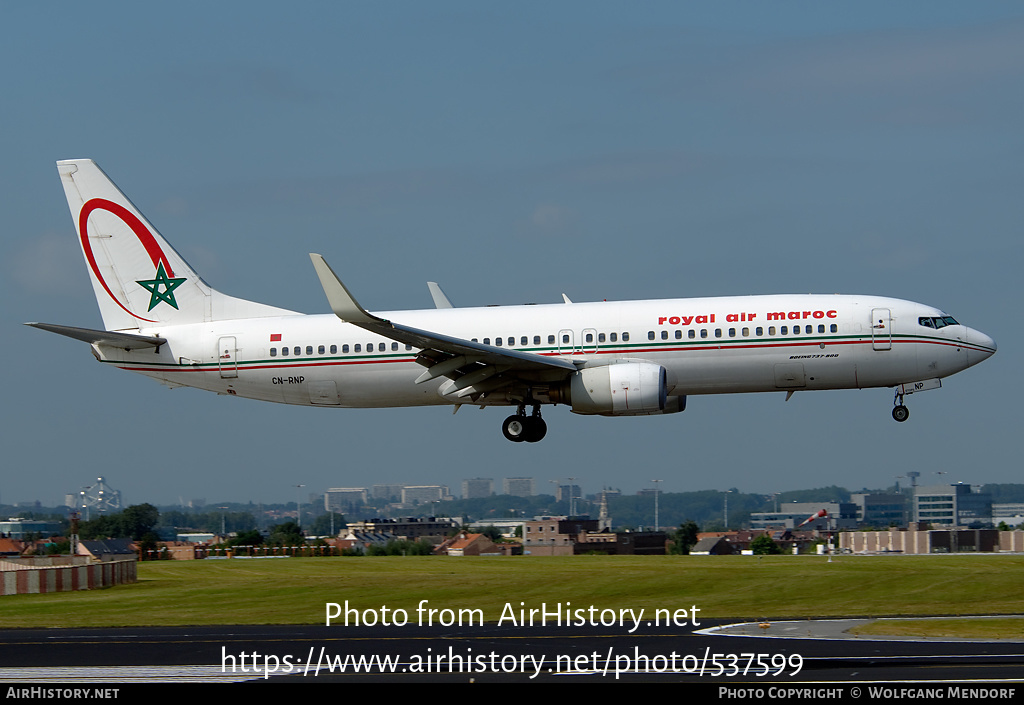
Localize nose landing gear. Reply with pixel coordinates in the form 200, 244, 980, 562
892, 389, 910, 423
502, 404, 547, 443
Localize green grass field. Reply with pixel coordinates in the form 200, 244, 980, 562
3, 554, 1022, 633
851, 616, 1024, 640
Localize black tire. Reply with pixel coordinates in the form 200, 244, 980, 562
523, 417, 547, 443
502, 415, 527, 442
892, 405, 909, 422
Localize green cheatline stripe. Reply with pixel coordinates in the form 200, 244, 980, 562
104, 332, 983, 370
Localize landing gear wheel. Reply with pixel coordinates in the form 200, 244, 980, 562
502, 415, 527, 442
522, 417, 547, 443
892, 405, 909, 423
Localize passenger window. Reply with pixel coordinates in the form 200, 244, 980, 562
282, 347, 289, 356
610, 333, 617, 342
768, 326, 775, 336
562, 334, 570, 344
755, 327, 763, 336
675, 330, 682, 339
548, 335, 555, 344
742, 327, 749, 337
306, 346, 313, 355
830, 324, 837, 333
331, 345, 338, 354
495, 337, 502, 346
406, 344, 413, 351
294, 347, 300, 356
688, 330, 695, 339
648, 331, 655, 340
508, 337, 514, 346
622, 332, 629, 342
805, 325, 812, 334
354, 344, 361, 352
586, 333, 594, 343
484, 338, 490, 345
781, 326, 788, 335
270, 348, 277, 357
392, 342, 399, 351
318, 345, 325, 354
817, 325, 824, 334
598, 333, 606, 343
521, 336, 528, 346
715, 329, 722, 338
700, 329, 708, 338
533, 336, 541, 345
728, 328, 736, 338
661, 331, 668, 340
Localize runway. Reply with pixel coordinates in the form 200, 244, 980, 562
1, 618, 1023, 685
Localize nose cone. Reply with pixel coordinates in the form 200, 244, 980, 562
967, 328, 996, 366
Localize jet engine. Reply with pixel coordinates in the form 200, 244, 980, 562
563, 362, 684, 416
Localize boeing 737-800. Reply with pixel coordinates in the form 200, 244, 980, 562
28, 160, 996, 442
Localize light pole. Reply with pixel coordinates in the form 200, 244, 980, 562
723, 490, 733, 530
293, 484, 305, 528
651, 479, 662, 531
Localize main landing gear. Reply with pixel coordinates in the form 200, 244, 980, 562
502, 404, 547, 443
892, 389, 910, 423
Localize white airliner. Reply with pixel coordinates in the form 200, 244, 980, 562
28, 159, 996, 443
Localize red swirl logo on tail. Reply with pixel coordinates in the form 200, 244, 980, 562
79, 198, 184, 322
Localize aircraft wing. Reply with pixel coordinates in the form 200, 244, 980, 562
310, 254, 577, 396
25, 323, 167, 350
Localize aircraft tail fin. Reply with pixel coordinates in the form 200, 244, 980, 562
56, 159, 294, 331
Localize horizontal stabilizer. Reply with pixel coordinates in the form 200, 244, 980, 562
25, 323, 166, 350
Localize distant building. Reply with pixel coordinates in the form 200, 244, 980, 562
522, 516, 666, 556
749, 502, 858, 531
462, 478, 494, 499
913, 484, 992, 526
840, 524, 1015, 553
992, 503, 1024, 528
346, 517, 458, 544
850, 493, 909, 527
441, 533, 516, 556
325, 488, 369, 513
0, 519, 63, 539
402, 486, 451, 505
467, 519, 524, 537
372, 485, 405, 502
503, 477, 535, 497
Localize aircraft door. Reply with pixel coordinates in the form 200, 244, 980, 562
871, 308, 891, 351
218, 336, 238, 378
557, 329, 576, 355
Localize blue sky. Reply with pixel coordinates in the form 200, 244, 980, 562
3, 3, 1021, 508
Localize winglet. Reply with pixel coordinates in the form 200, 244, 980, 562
427, 282, 454, 309
309, 253, 381, 324
562, 293, 573, 304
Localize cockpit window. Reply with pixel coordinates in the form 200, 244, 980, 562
919, 316, 959, 329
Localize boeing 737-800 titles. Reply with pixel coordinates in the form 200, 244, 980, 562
28, 160, 996, 442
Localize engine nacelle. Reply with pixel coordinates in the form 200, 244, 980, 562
567, 362, 681, 416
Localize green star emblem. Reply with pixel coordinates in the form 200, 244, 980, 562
136, 261, 186, 311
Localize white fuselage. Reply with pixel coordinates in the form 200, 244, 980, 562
93, 293, 995, 410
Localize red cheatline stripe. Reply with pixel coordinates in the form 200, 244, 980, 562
110, 336, 985, 373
